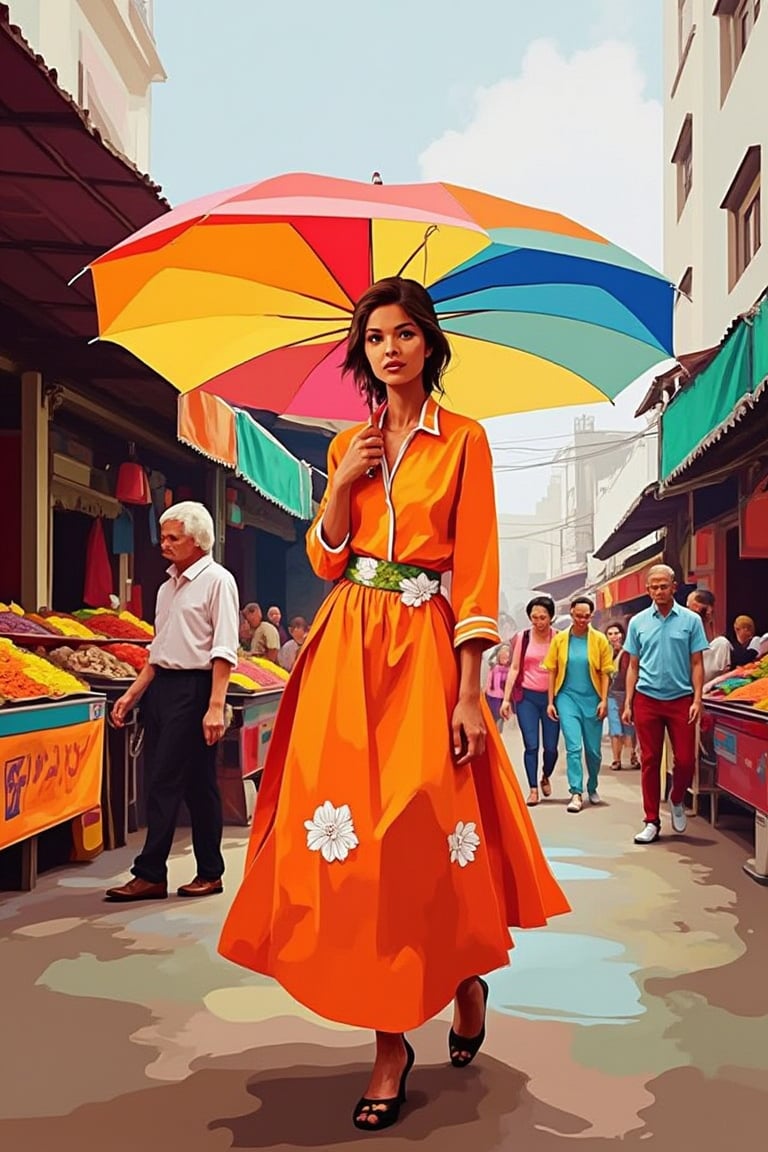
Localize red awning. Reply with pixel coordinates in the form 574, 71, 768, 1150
0, 4, 179, 429
597, 554, 663, 611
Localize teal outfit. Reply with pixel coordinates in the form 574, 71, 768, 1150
555, 632, 603, 795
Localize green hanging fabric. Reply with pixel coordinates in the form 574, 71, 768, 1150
234, 409, 313, 519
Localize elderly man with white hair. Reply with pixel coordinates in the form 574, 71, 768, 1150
106, 501, 240, 902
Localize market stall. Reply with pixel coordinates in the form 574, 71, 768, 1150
703, 653, 768, 885
0, 628, 108, 890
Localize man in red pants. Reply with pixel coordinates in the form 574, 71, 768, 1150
622, 565, 708, 844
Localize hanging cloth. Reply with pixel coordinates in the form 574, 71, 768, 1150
112, 508, 135, 554
83, 517, 114, 608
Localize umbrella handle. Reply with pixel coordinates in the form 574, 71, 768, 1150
366, 402, 386, 478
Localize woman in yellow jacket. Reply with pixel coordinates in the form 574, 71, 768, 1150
542, 596, 614, 813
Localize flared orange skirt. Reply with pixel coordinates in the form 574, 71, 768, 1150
218, 580, 570, 1032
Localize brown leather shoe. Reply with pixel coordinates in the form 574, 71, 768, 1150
105, 877, 168, 902
177, 876, 224, 898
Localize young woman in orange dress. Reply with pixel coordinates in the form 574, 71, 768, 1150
219, 276, 570, 1132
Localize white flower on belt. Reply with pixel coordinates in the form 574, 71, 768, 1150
354, 557, 380, 585
448, 820, 481, 867
304, 800, 359, 863
400, 572, 440, 607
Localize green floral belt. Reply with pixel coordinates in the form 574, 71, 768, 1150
344, 556, 442, 607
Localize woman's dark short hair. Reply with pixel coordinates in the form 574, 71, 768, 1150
691, 588, 715, 607
343, 277, 452, 410
605, 620, 626, 639
526, 595, 555, 619
570, 595, 595, 613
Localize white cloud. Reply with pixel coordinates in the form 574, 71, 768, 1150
418, 38, 666, 513
419, 38, 662, 266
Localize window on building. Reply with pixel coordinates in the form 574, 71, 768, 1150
678, 0, 694, 59
672, 115, 693, 218
717, 0, 761, 98
721, 146, 762, 287
676, 266, 693, 306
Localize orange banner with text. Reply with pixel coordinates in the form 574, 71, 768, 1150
1, 718, 104, 850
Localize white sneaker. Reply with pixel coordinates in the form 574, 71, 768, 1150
566, 794, 583, 813
669, 801, 687, 834
588, 791, 601, 805
634, 822, 660, 844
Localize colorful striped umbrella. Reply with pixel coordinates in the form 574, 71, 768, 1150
88, 172, 674, 422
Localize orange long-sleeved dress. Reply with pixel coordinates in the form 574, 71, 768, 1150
219, 395, 569, 1032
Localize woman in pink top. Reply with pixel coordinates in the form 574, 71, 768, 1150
484, 643, 512, 733
501, 596, 560, 806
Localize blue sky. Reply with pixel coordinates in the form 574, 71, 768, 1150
152, 0, 662, 204
150, 0, 666, 513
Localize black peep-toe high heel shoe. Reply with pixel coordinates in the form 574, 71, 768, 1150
352, 1036, 415, 1132
449, 976, 489, 1068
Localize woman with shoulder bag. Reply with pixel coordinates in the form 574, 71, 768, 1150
501, 597, 560, 806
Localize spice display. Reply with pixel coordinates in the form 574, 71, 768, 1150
86, 614, 154, 640
119, 611, 154, 636
0, 611, 55, 636
47, 645, 136, 681
103, 643, 149, 671
239, 656, 289, 686
0, 645, 49, 700
81, 609, 154, 638
229, 671, 260, 692
723, 677, 768, 704
0, 638, 86, 697
43, 615, 101, 640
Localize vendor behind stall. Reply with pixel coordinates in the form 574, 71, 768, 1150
105, 501, 240, 903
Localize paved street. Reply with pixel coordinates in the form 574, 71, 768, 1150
1, 722, 766, 1151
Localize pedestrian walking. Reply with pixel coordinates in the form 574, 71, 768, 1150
622, 564, 708, 844
543, 596, 613, 813
218, 276, 569, 1133
106, 502, 240, 901
500, 596, 560, 806
605, 621, 639, 770
484, 643, 512, 734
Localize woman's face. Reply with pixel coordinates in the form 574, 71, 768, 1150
570, 602, 593, 633
735, 619, 755, 645
364, 304, 429, 390
529, 606, 552, 631
606, 626, 623, 651
497, 645, 512, 666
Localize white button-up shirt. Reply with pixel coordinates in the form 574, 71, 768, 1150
148, 554, 239, 671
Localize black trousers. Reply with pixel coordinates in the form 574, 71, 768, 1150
132, 669, 224, 884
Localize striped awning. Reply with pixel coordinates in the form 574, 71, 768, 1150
178, 391, 313, 520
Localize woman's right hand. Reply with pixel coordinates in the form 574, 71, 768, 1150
500, 700, 513, 721
547, 702, 559, 721
334, 424, 384, 487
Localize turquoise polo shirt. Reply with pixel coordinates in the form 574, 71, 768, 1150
624, 602, 709, 701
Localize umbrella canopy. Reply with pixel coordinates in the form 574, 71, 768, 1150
88, 172, 674, 422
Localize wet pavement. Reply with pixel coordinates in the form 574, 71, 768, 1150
1, 722, 767, 1150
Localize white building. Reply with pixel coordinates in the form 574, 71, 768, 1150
6, 0, 165, 171
665, 0, 765, 352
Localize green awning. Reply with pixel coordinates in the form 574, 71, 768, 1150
660, 295, 768, 485
235, 409, 313, 520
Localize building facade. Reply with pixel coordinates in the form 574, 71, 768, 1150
665, 0, 765, 352
6, 0, 165, 170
